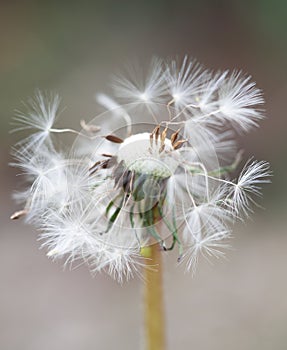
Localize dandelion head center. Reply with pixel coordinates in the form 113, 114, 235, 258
117, 132, 176, 178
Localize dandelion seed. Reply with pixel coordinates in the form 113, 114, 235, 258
12, 92, 59, 152
230, 160, 271, 216
112, 58, 167, 104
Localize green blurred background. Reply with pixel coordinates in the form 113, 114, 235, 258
1, 1, 286, 349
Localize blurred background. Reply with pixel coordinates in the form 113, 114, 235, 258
1, 0, 286, 349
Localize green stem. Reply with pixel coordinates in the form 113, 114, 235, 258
143, 242, 165, 350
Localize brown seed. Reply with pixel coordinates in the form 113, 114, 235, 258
171, 128, 181, 145
101, 159, 111, 169
10, 209, 28, 220
173, 139, 187, 150
160, 127, 168, 145
151, 125, 160, 144
105, 135, 124, 144
89, 158, 116, 175
89, 160, 101, 171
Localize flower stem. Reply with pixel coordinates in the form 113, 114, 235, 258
144, 243, 165, 350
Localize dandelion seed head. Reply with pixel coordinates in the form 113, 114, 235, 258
10, 56, 270, 281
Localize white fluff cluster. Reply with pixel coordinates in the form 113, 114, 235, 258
11, 57, 270, 282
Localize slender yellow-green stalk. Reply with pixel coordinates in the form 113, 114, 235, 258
143, 243, 165, 350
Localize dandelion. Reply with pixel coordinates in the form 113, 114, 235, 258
11, 56, 270, 350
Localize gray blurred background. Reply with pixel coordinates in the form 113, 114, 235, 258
1, 1, 286, 349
